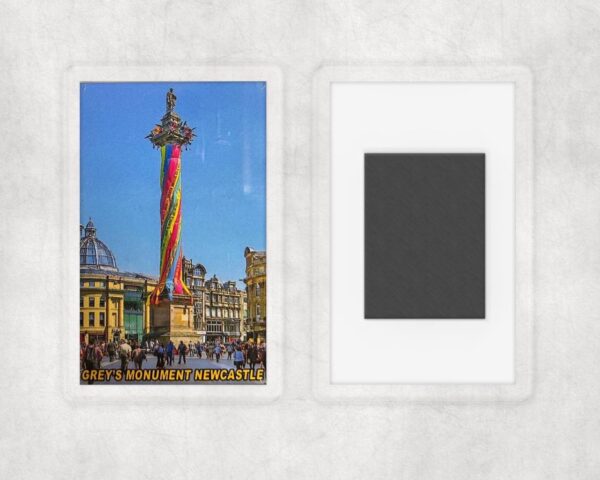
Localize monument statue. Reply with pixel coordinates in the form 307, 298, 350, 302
166, 88, 177, 112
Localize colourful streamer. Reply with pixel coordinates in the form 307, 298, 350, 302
151, 143, 191, 304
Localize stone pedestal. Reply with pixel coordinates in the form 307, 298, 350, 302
151, 295, 199, 345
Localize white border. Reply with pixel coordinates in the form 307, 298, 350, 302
312, 66, 533, 403
63, 66, 283, 404
331, 83, 515, 383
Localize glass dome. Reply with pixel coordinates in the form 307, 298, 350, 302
80, 219, 118, 272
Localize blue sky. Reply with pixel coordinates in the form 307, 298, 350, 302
80, 82, 266, 286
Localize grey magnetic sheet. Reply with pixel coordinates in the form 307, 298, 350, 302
364, 153, 485, 319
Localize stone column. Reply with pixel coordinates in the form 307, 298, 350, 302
144, 300, 151, 334
118, 298, 124, 328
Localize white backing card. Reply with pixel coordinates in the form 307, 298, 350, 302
313, 66, 533, 402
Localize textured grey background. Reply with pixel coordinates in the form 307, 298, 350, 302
1, 1, 599, 478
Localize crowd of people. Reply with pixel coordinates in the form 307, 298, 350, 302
146, 339, 267, 372
80, 337, 267, 375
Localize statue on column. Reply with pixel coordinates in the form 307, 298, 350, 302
148, 88, 194, 304
166, 88, 177, 113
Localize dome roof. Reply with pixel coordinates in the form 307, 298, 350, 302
80, 219, 118, 272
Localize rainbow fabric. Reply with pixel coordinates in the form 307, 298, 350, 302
151, 144, 191, 304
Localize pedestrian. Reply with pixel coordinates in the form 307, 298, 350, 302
118, 339, 132, 373
166, 340, 175, 366
227, 343, 234, 360
80, 343, 86, 371
156, 343, 165, 369
95, 341, 104, 368
259, 345, 266, 370
84, 341, 99, 384
214, 343, 222, 363
242, 343, 248, 365
233, 346, 245, 370
178, 340, 187, 365
248, 343, 258, 370
132, 345, 145, 370
107, 341, 116, 362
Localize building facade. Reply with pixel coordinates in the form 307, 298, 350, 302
203, 275, 244, 343
182, 259, 246, 343
80, 220, 248, 346
80, 219, 156, 344
183, 257, 207, 342
244, 247, 266, 341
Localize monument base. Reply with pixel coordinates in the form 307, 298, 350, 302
151, 295, 200, 345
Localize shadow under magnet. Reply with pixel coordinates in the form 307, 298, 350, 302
364, 153, 485, 319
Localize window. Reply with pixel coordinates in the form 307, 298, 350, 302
80, 296, 83, 307
89, 297, 95, 307
99, 312, 105, 326
99, 296, 105, 307
89, 312, 95, 326
89, 281, 95, 287
207, 322, 220, 333
124, 290, 143, 312
80, 280, 84, 287
80, 312, 83, 326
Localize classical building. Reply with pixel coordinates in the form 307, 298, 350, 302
80, 219, 156, 344
244, 247, 266, 341
181, 259, 246, 343
81, 219, 248, 346
203, 275, 244, 343
182, 257, 207, 341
